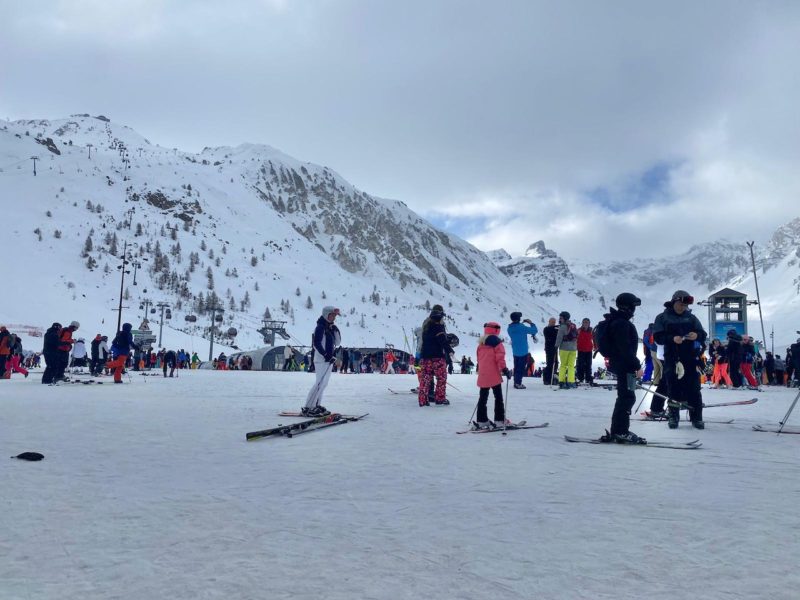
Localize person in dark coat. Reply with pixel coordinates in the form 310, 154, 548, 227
162, 349, 177, 377
55, 321, 79, 382
601, 293, 644, 443
542, 317, 558, 385
41, 323, 63, 384
653, 291, 708, 429
726, 330, 743, 388
418, 305, 453, 406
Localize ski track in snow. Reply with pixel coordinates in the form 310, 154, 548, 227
2, 371, 799, 599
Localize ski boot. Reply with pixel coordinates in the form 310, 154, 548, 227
513, 383, 526, 389
645, 410, 667, 421
613, 431, 647, 445
472, 421, 493, 431
667, 411, 679, 429
692, 420, 705, 430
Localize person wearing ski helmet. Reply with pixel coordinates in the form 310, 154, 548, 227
554, 311, 578, 389
302, 306, 342, 416
600, 292, 645, 443
418, 305, 453, 406
107, 323, 140, 383
474, 322, 512, 429
506, 311, 538, 389
652, 290, 707, 429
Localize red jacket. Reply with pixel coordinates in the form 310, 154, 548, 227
577, 327, 594, 353
58, 328, 75, 353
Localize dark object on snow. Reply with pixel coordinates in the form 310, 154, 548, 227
12, 452, 45, 461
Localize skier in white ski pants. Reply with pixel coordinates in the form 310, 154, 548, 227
303, 306, 341, 414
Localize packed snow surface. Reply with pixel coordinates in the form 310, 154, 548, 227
2, 370, 799, 599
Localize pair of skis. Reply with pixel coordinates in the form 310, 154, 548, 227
564, 435, 702, 450
455, 421, 550, 435
245, 413, 368, 441
639, 412, 734, 425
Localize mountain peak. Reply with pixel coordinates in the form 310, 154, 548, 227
524, 240, 557, 259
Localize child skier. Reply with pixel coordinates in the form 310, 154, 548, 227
473, 322, 512, 429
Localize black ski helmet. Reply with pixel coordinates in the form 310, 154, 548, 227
615, 292, 641, 311
559, 311, 570, 321
510, 311, 522, 323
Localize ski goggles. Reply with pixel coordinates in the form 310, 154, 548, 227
673, 295, 694, 305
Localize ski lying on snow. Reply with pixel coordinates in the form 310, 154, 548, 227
388, 388, 417, 395
752, 424, 800, 434
281, 415, 368, 438
639, 412, 734, 424
278, 411, 363, 418
456, 422, 550, 434
563, 435, 702, 450
246, 414, 367, 441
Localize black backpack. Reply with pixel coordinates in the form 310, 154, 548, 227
592, 315, 613, 358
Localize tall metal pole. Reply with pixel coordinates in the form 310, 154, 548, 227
746, 241, 767, 349
157, 302, 170, 347
116, 241, 128, 334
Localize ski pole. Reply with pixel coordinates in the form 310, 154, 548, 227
634, 382, 655, 414
446, 380, 462, 393
502, 375, 510, 435
777, 387, 800, 435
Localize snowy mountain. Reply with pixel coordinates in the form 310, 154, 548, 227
491, 219, 800, 350
0, 115, 550, 356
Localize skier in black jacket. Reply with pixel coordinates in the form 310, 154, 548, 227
601, 292, 644, 443
41, 322, 63, 384
726, 330, 743, 388
653, 290, 707, 429
542, 317, 558, 385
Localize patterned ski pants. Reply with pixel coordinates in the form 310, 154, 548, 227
418, 358, 447, 405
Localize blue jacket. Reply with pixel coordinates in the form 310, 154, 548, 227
111, 325, 139, 358
507, 322, 538, 357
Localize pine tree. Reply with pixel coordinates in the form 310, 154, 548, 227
82, 234, 93, 256
306, 295, 313, 309
206, 266, 214, 290
264, 306, 272, 319
295, 287, 301, 297
200, 240, 207, 251
110, 233, 118, 256
250, 256, 258, 267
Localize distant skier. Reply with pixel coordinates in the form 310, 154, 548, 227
71, 338, 88, 369
41, 323, 63, 384
576, 318, 594, 385
597, 292, 644, 443
6, 334, 29, 378
542, 317, 558, 385
0, 326, 11, 377
555, 312, 578, 389
282, 345, 294, 371
56, 321, 80, 382
162, 349, 177, 377
302, 306, 341, 416
726, 330, 743, 388
709, 338, 732, 388
506, 312, 538, 389
90, 334, 103, 376
472, 322, 512, 429
740, 335, 760, 389
653, 291, 707, 429
107, 323, 139, 384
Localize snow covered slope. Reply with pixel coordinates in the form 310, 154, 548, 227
0, 115, 549, 354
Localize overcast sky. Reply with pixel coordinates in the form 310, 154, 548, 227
2, 0, 799, 259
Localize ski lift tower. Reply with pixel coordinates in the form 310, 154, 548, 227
699, 288, 756, 341
258, 320, 291, 346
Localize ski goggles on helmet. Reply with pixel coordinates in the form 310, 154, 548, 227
673, 295, 694, 305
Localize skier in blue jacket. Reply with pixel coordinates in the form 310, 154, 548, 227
507, 312, 539, 389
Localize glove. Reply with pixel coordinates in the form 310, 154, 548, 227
676, 361, 685, 379
502, 367, 511, 380
531, 335, 538, 343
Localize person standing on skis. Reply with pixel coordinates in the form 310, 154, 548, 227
506, 312, 538, 389
302, 306, 342, 416
473, 322, 512, 430
653, 290, 707, 429
599, 292, 644, 443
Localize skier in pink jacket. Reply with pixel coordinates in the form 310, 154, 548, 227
473, 322, 512, 430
